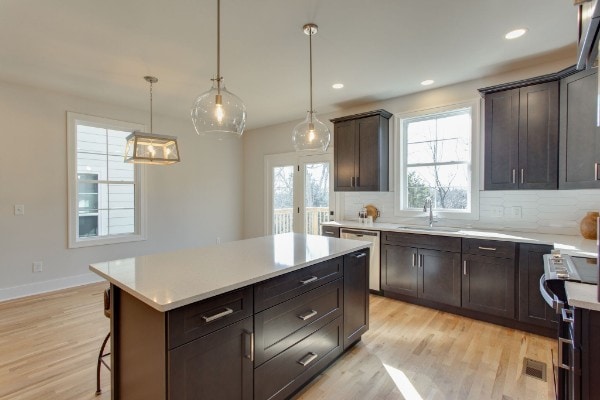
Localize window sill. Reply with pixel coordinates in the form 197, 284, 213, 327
68, 233, 147, 249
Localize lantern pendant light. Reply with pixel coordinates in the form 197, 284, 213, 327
191, 0, 246, 138
124, 76, 181, 165
292, 23, 331, 152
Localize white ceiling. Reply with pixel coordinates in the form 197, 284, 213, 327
0, 0, 577, 130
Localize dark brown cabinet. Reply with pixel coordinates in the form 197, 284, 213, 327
343, 250, 369, 349
559, 69, 600, 189
169, 317, 254, 400
461, 239, 516, 319
484, 81, 559, 190
518, 244, 558, 329
331, 110, 392, 192
381, 233, 461, 307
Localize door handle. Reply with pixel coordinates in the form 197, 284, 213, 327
463, 260, 468, 275
418, 254, 424, 268
243, 330, 254, 362
512, 169, 516, 184
297, 352, 318, 367
300, 276, 318, 285
595, 163, 599, 181
297, 310, 318, 321
520, 169, 524, 184
201, 307, 233, 322
412, 253, 417, 268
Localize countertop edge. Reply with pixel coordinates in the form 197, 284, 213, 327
565, 281, 600, 312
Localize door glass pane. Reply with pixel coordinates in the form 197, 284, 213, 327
304, 162, 330, 235
272, 165, 294, 234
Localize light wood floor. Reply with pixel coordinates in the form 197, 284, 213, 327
0, 283, 556, 400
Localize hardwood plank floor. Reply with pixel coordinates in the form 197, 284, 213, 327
0, 284, 556, 400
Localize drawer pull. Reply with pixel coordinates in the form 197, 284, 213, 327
300, 276, 318, 285
324, 230, 334, 234
353, 252, 367, 259
201, 307, 233, 323
297, 352, 318, 367
297, 310, 318, 321
478, 246, 497, 251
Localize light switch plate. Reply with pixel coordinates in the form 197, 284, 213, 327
511, 206, 522, 219
14, 204, 25, 216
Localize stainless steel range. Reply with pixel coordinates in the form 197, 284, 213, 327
543, 253, 598, 284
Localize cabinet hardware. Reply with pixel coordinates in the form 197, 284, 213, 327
558, 337, 573, 371
478, 246, 497, 251
520, 169, 524, 184
201, 307, 233, 323
595, 163, 599, 181
561, 308, 574, 324
297, 310, 318, 321
243, 330, 254, 362
324, 230, 333, 234
300, 276, 318, 285
412, 253, 417, 268
418, 254, 424, 268
353, 252, 367, 259
463, 261, 467, 275
297, 352, 318, 367
512, 169, 516, 184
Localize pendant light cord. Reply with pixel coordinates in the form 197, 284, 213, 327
309, 28, 313, 122
216, 0, 221, 95
149, 80, 153, 133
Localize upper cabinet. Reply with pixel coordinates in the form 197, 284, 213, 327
576, 0, 600, 70
331, 110, 392, 191
559, 69, 600, 189
483, 81, 559, 190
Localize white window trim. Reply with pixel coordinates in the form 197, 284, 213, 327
67, 112, 147, 248
393, 99, 481, 220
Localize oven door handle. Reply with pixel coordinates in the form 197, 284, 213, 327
539, 274, 562, 313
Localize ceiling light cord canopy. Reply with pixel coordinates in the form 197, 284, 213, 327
191, 0, 246, 138
125, 76, 181, 165
292, 23, 331, 152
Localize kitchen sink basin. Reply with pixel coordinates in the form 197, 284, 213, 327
396, 225, 460, 233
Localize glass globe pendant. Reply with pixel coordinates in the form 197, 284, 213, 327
191, 0, 246, 138
292, 23, 331, 152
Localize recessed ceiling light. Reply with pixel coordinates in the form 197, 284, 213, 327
505, 28, 527, 40
420, 80, 434, 86
332, 83, 344, 89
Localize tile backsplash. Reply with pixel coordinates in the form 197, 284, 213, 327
340, 190, 600, 236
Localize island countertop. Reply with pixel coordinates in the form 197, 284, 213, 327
89, 233, 371, 312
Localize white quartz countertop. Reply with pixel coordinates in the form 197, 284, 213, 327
566, 281, 600, 311
323, 220, 597, 257
89, 233, 371, 312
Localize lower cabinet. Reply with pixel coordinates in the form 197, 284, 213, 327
169, 317, 254, 400
518, 243, 558, 328
343, 249, 370, 349
381, 241, 461, 307
461, 239, 516, 319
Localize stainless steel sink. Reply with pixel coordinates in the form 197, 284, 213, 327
396, 225, 460, 233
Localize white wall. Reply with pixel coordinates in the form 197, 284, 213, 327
0, 80, 243, 300
242, 57, 597, 239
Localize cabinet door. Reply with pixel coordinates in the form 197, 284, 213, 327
418, 249, 461, 307
518, 244, 558, 328
169, 317, 253, 400
560, 69, 600, 189
356, 115, 388, 191
518, 81, 559, 189
343, 250, 369, 349
484, 89, 520, 190
462, 254, 515, 319
334, 120, 356, 191
381, 244, 418, 298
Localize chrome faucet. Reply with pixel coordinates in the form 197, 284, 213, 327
423, 197, 435, 227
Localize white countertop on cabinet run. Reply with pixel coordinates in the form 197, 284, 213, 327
323, 221, 597, 258
89, 233, 371, 312
566, 282, 600, 312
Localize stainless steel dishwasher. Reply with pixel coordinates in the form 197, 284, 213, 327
340, 228, 380, 291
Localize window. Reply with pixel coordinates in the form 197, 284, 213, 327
395, 100, 479, 218
67, 112, 146, 247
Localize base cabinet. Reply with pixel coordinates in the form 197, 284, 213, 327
381, 244, 418, 298
518, 244, 558, 328
343, 250, 370, 349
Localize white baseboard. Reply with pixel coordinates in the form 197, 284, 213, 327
0, 273, 106, 302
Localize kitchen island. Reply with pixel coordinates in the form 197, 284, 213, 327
90, 233, 371, 400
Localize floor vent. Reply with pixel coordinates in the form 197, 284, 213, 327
523, 358, 547, 381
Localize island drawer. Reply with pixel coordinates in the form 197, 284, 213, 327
254, 316, 343, 400
254, 257, 343, 312
382, 231, 461, 252
462, 238, 515, 258
321, 226, 340, 237
168, 286, 253, 349
254, 278, 343, 366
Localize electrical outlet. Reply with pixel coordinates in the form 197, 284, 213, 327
216, 237, 221, 244
14, 204, 25, 216
511, 206, 522, 219
32, 261, 43, 273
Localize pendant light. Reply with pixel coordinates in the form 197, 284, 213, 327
125, 76, 181, 165
292, 23, 331, 152
191, 0, 246, 138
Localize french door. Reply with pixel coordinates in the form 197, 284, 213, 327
265, 152, 333, 235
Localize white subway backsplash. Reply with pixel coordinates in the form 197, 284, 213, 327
341, 190, 600, 236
